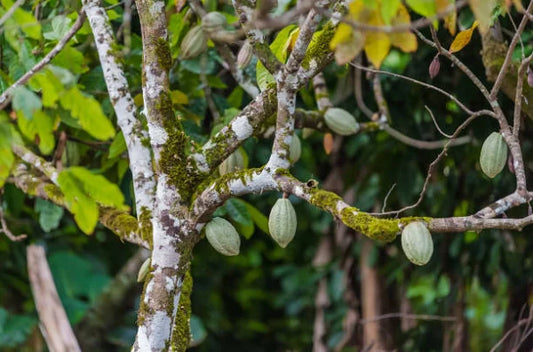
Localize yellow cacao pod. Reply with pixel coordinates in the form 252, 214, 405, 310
324, 108, 359, 136
205, 217, 241, 256
219, 148, 246, 175
479, 132, 508, 178
268, 198, 297, 248
180, 26, 207, 60
401, 222, 433, 266
289, 134, 301, 164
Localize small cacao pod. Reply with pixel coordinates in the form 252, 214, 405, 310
219, 148, 246, 175
479, 132, 508, 178
289, 134, 301, 163
201, 12, 227, 33
429, 54, 440, 79
324, 107, 359, 136
137, 258, 151, 282
401, 222, 433, 266
180, 26, 207, 60
237, 41, 253, 69
205, 217, 241, 256
268, 198, 297, 248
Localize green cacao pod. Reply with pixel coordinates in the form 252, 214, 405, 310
180, 26, 207, 60
205, 217, 241, 256
201, 12, 227, 33
237, 41, 253, 69
268, 198, 297, 248
479, 132, 508, 178
219, 148, 246, 175
324, 108, 359, 136
136, 257, 151, 282
401, 222, 433, 266
289, 134, 301, 164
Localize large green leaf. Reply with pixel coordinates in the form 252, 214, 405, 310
0, 122, 14, 188
66, 167, 127, 209
17, 110, 56, 155
59, 88, 115, 140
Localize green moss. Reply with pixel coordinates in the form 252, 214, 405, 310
155, 38, 172, 72
340, 208, 399, 242
107, 41, 125, 66
43, 184, 65, 204
301, 22, 335, 70
308, 188, 343, 211
171, 270, 193, 351
138, 207, 153, 248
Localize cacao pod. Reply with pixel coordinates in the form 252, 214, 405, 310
237, 41, 253, 69
137, 257, 151, 282
479, 132, 508, 178
205, 217, 241, 256
429, 54, 440, 79
268, 198, 297, 248
202, 12, 227, 33
324, 108, 359, 136
219, 148, 246, 175
289, 134, 301, 164
180, 26, 207, 60
401, 222, 433, 266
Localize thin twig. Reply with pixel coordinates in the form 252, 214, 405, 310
0, 0, 25, 28
0, 206, 27, 241
425, 105, 453, 138
359, 312, 456, 324
0, 11, 86, 110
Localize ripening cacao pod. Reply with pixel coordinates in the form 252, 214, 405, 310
237, 41, 253, 68
137, 258, 151, 282
289, 134, 301, 163
401, 222, 433, 266
205, 217, 241, 256
201, 12, 227, 33
219, 148, 246, 175
268, 198, 297, 248
479, 132, 508, 178
180, 26, 207, 60
429, 54, 440, 79
324, 108, 359, 136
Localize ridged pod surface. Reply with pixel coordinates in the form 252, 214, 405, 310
268, 198, 297, 248
205, 217, 241, 256
237, 41, 253, 68
289, 134, 301, 164
180, 26, 207, 60
480, 132, 508, 178
401, 222, 433, 266
324, 108, 359, 136
219, 149, 246, 175
201, 12, 227, 33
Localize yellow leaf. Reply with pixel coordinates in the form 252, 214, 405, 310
287, 28, 300, 52
330, 22, 353, 50
390, 4, 417, 52
436, 0, 456, 36
390, 31, 417, 52
469, 0, 497, 34
334, 30, 365, 65
365, 31, 391, 68
449, 21, 478, 53
171, 90, 189, 105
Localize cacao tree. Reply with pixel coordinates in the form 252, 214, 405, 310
1, 0, 533, 351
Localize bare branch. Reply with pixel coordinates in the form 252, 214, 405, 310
0, 202, 26, 241
27, 244, 82, 352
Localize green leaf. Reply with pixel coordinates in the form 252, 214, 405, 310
0, 123, 14, 188
35, 198, 64, 232
406, 0, 436, 17
225, 198, 253, 228
380, 0, 402, 25
59, 88, 115, 140
43, 15, 71, 41
12, 86, 42, 120
1, 0, 41, 39
108, 131, 127, 159
243, 201, 269, 235
0, 308, 37, 348
66, 167, 127, 209
256, 25, 298, 91
17, 110, 56, 155
51, 46, 87, 74
30, 69, 64, 107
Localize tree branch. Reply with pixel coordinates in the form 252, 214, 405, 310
83, 0, 156, 219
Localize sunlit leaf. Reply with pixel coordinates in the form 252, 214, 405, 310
469, 0, 497, 34
436, 0, 457, 35
449, 20, 478, 53
380, 0, 402, 25
365, 31, 391, 68
406, 0, 437, 18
